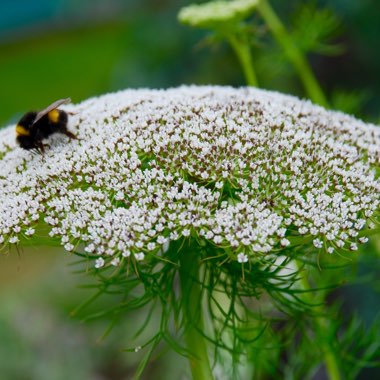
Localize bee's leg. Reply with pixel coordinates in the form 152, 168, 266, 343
37, 142, 46, 154
63, 130, 78, 140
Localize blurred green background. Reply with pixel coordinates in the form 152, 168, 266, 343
1, 0, 380, 127
0, 0, 379, 379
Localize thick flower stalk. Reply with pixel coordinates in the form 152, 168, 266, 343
0, 86, 379, 264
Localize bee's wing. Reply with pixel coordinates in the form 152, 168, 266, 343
34, 98, 71, 124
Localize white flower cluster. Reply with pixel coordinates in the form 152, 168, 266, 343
0, 86, 379, 268
178, 0, 259, 28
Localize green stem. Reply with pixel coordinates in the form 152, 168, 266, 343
228, 34, 258, 87
296, 261, 342, 380
179, 244, 214, 380
257, 0, 328, 107
358, 227, 380, 237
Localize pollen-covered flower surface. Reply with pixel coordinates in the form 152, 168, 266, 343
0, 86, 379, 268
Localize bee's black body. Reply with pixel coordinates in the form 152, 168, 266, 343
16, 98, 76, 153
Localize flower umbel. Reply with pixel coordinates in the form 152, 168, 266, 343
178, 0, 259, 29
0, 86, 379, 268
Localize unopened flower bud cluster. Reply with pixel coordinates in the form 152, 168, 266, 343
0, 86, 379, 268
178, 0, 259, 28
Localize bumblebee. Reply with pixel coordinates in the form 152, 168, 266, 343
16, 98, 77, 153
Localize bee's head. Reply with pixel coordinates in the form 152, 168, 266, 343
16, 135, 36, 150
16, 111, 38, 151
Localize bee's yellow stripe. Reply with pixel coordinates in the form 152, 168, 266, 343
16, 125, 30, 136
48, 109, 60, 123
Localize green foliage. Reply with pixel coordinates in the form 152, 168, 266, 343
69, 238, 379, 379
178, 0, 378, 118
338, 316, 380, 379
291, 3, 343, 56
330, 89, 370, 117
